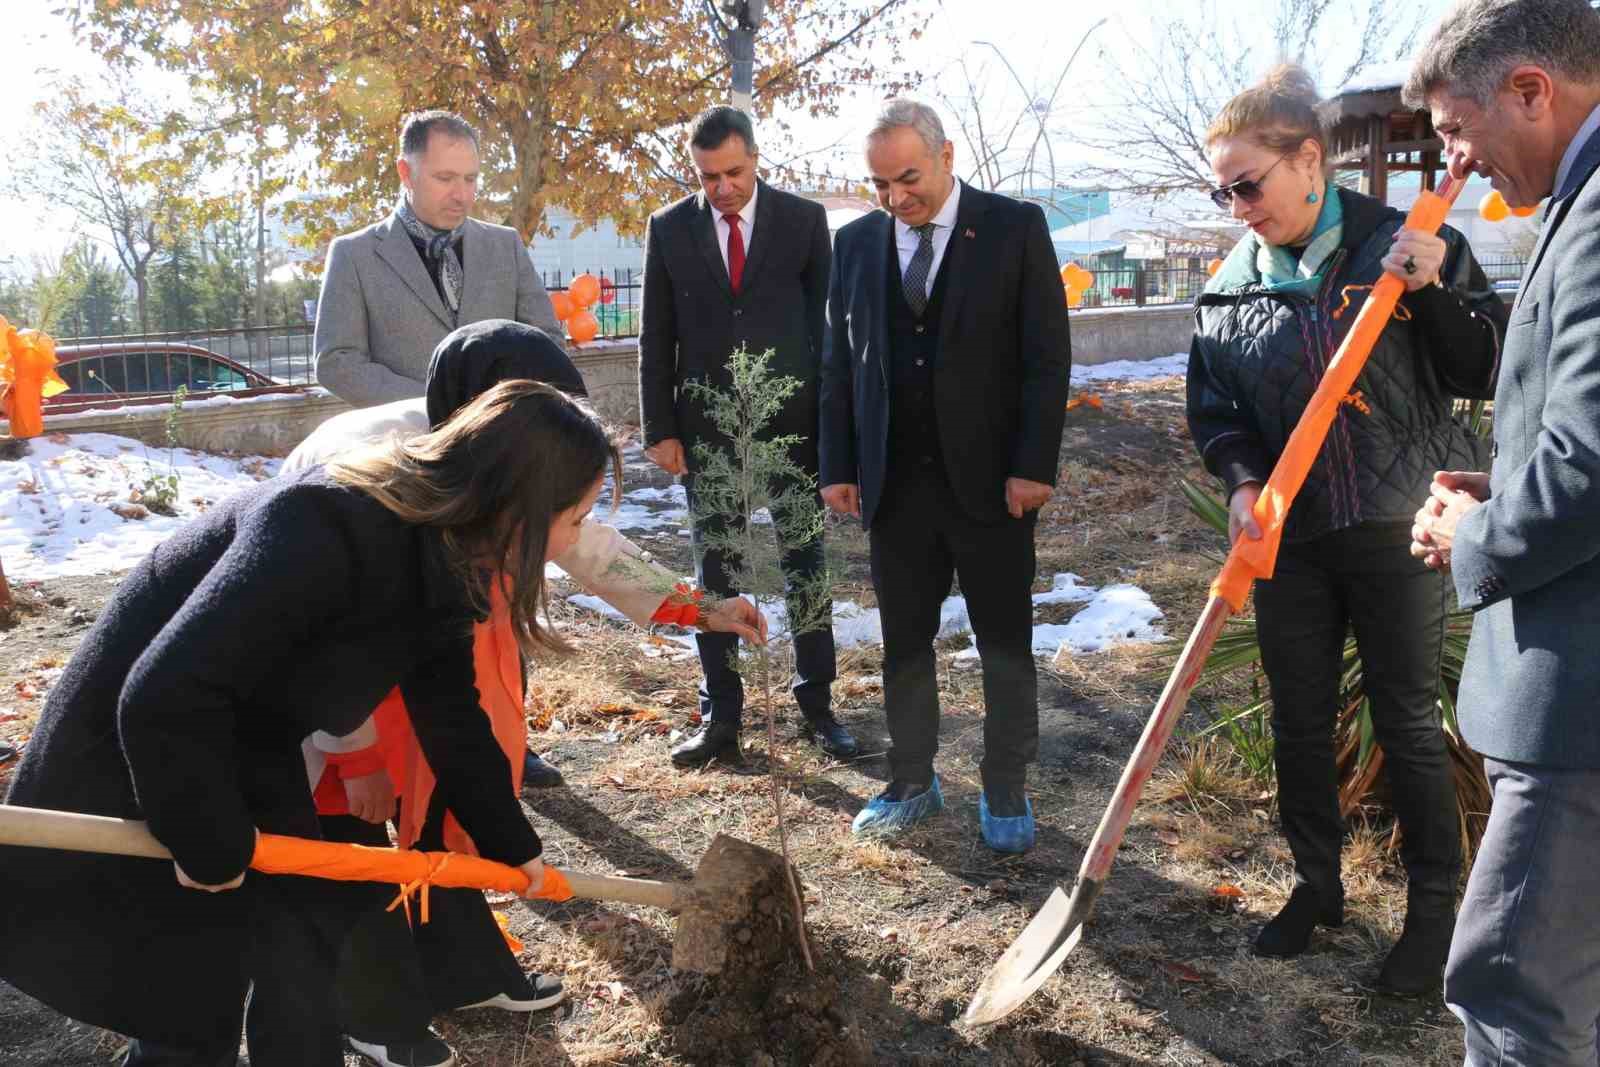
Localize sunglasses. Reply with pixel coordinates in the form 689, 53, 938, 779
1209, 154, 1291, 210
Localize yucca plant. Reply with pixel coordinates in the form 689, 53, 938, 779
1175, 477, 1492, 858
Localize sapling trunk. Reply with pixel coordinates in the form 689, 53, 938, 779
684, 345, 834, 974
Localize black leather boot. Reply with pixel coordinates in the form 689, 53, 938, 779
670, 722, 742, 767
1375, 896, 1456, 996
801, 712, 860, 759
1254, 885, 1345, 958
521, 750, 564, 789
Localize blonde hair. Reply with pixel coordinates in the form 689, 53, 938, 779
329, 380, 623, 658
1206, 64, 1327, 162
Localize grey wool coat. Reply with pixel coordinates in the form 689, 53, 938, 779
313, 214, 560, 407
1451, 122, 1600, 769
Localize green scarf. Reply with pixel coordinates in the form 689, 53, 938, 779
1206, 187, 1344, 297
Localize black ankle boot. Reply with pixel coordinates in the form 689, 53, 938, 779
1375, 900, 1456, 996
1254, 885, 1344, 958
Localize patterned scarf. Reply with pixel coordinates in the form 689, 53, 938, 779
1206, 186, 1345, 297
395, 196, 467, 319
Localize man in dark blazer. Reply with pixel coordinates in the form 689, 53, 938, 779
819, 99, 1071, 852
1405, 2, 1600, 1060
638, 106, 857, 767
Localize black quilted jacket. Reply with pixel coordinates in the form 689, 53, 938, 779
1187, 187, 1507, 543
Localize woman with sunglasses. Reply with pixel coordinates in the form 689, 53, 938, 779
1188, 65, 1506, 995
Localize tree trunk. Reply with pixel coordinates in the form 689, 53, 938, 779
133, 267, 149, 336
504, 112, 550, 242
253, 158, 268, 366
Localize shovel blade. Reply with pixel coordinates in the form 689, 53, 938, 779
964, 881, 1094, 1025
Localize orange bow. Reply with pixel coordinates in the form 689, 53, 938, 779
1, 316, 71, 439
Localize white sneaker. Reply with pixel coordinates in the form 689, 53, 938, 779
347, 1033, 456, 1067
460, 972, 566, 1013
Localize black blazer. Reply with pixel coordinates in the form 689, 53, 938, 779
819, 183, 1073, 526
637, 179, 831, 464
0, 468, 539, 1047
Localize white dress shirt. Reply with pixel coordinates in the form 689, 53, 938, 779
894, 178, 962, 297
714, 181, 759, 275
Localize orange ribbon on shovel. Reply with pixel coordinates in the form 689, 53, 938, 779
966, 176, 1465, 1026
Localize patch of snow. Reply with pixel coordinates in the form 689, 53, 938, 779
1030, 572, 1097, 606
564, 571, 1165, 663
566, 594, 627, 621
0, 432, 279, 580
1335, 59, 1412, 97
1072, 353, 1187, 384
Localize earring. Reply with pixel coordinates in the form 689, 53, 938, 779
1307, 190, 1320, 204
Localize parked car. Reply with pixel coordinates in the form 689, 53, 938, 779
48, 343, 273, 404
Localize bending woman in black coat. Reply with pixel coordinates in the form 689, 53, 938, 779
1188, 67, 1505, 996
0, 381, 620, 1066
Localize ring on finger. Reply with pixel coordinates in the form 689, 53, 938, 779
1403, 255, 1418, 275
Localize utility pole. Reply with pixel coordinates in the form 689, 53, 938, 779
707, 0, 765, 112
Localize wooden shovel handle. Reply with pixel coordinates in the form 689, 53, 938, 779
0, 805, 173, 860
0, 805, 683, 910
1077, 594, 1235, 883
562, 871, 682, 910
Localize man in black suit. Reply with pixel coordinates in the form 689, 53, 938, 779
820, 99, 1071, 852
639, 106, 857, 767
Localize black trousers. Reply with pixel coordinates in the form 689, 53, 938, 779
868, 464, 1039, 788
684, 467, 837, 726
318, 807, 526, 1043
1253, 522, 1461, 906
123, 874, 385, 1067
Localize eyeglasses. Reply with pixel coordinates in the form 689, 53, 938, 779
1209, 155, 1291, 210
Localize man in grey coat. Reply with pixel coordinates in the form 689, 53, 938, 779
313, 110, 560, 407
1406, 1, 1600, 1061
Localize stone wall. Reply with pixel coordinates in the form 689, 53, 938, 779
1069, 304, 1195, 366
32, 390, 354, 456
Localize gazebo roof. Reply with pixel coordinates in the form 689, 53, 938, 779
1320, 58, 1442, 200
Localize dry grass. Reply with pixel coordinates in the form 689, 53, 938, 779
0, 381, 1468, 1066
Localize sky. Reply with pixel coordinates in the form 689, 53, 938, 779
1, 0, 1462, 268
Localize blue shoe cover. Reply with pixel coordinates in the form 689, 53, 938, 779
979, 791, 1036, 853
851, 775, 945, 835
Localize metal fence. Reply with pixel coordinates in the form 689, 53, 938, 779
541, 267, 642, 338
1071, 254, 1529, 309
48, 266, 646, 409
1073, 265, 1213, 309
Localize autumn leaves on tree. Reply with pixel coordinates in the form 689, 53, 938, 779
66, 0, 922, 248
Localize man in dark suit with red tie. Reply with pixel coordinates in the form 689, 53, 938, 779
820, 99, 1071, 852
638, 106, 857, 767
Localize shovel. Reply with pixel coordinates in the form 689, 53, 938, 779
965, 175, 1465, 1026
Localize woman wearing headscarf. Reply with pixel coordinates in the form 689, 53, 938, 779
1188, 65, 1506, 995
0, 381, 643, 1065
285, 320, 762, 1067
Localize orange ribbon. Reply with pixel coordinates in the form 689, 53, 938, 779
649, 582, 704, 628
0, 316, 71, 439
249, 833, 575, 926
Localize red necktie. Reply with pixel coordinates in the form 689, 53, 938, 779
724, 213, 745, 295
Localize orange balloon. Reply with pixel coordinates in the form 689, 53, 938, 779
1478, 190, 1510, 223
1059, 262, 1093, 307
1511, 203, 1540, 218
566, 309, 599, 344
550, 291, 575, 321
568, 273, 601, 309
